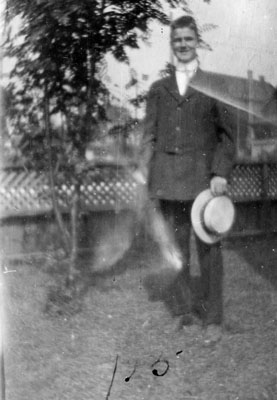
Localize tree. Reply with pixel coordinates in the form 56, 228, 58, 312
4, 0, 209, 294
5, 0, 189, 144
4, 0, 213, 148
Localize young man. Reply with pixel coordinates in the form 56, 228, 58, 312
142, 16, 235, 333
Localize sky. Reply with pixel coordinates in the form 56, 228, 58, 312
2, 0, 276, 117
106, 0, 277, 115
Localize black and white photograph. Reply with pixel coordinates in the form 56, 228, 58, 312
0, 0, 277, 399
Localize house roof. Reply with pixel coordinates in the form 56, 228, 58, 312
206, 71, 275, 104
196, 71, 277, 126
203, 72, 275, 104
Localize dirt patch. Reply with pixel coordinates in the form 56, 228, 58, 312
2, 233, 277, 400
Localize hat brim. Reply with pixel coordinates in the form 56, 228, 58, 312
191, 189, 232, 244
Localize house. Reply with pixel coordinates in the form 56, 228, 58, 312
196, 70, 277, 162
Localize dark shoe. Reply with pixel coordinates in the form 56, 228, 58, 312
203, 303, 223, 326
206, 309, 223, 325
179, 313, 194, 326
192, 299, 207, 320
203, 324, 222, 345
179, 312, 202, 329
223, 320, 246, 334
205, 315, 222, 326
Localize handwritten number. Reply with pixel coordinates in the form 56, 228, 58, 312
151, 360, 169, 377
105, 355, 119, 400
125, 362, 137, 382
124, 353, 179, 382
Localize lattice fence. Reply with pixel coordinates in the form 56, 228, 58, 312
0, 166, 139, 218
1, 164, 277, 219
268, 164, 277, 198
57, 168, 138, 210
228, 164, 264, 201
0, 170, 51, 217
228, 164, 277, 201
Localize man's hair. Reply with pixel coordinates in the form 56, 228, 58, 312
170, 15, 200, 41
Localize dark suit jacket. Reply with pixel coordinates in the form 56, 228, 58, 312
143, 69, 235, 201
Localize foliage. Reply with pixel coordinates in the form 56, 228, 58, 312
3, 0, 210, 284
4, 0, 192, 164
129, 92, 148, 109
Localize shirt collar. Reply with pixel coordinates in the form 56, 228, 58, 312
175, 58, 199, 74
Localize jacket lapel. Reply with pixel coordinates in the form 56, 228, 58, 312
180, 69, 205, 103
162, 69, 206, 105
162, 74, 181, 103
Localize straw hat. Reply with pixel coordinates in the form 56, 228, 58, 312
191, 189, 235, 244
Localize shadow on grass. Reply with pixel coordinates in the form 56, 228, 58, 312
43, 233, 151, 316
143, 231, 277, 324
142, 269, 206, 323
226, 232, 277, 290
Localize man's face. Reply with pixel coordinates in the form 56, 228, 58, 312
171, 27, 198, 64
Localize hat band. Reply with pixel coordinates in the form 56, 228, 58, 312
199, 203, 220, 237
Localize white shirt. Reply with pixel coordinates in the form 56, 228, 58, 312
175, 58, 199, 96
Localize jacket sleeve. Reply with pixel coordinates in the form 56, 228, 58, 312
139, 82, 159, 170
211, 101, 236, 180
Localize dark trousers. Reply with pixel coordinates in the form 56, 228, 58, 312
159, 199, 223, 325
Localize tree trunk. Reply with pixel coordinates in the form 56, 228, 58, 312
67, 182, 80, 288
44, 85, 71, 254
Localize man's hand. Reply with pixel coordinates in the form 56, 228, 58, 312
210, 176, 228, 196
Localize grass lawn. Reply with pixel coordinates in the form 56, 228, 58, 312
2, 230, 277, 400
